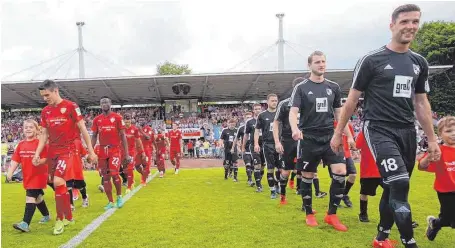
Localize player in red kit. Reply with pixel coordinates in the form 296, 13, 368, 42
155, 128, 169, 178
138, 117, 155, 183
168, 123, 183, 174
123, 113, 147, 193
419, 116, 455, 241
34, 80, 97, 235
8, 119, 51, 233
91, 97, 130, 210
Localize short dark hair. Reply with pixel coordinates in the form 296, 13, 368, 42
267, 93, 278, 100
392, 4, 421, 22
253, 103, 262, 108
292, 77, 305, 87
308, 51, 325, 64
100, 96, 111, 101
38, 79, 58, 91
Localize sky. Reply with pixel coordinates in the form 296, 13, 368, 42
1, 0, 454, 81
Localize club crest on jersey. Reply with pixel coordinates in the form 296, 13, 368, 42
110, 117, 115, 123
326, 89, 332, 95
413, 64, 420, 75
60, 108, 66, 114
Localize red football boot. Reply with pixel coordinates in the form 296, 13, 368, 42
324, 214, 348, 232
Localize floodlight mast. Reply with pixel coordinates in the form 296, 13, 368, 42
276, 13, 285, 71
76, 21, 86, 78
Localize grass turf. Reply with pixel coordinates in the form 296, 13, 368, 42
2, 166, 454, 247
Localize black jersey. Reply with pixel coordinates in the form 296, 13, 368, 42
351, 46, 429, 125
275, 98, 292, 140
221, 127, 237, 151
289, 78, 342, 137
244, 118, 263, 148
255, 110, 277, 144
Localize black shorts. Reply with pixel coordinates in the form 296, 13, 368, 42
363, 120, 417, 185
282, 139, 297, 171
437, 191, 455, 228
26, 189, 45, 198
297, 136, 345, 173
360, 178, 382, 196
223, 151, 238, 167
262, 143, 282, 170
244, 145, 262, 167
346, 157, 357, 175
66, 179, 87, 189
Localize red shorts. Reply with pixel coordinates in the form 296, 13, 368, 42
128, 150, 138, 171
144, 149, 152, 165
48, 153, 76, 182
169, 149, 181, 161
72, 155, 84, 180
98, 147, 122, 175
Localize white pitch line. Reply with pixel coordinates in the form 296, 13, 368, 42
60, 171, 159, 248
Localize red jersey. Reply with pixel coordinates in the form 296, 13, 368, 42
91, 112, 125, 147
125, 125, 140, 152
139, 126, 154, 151
356, 131, 380, 178
334, 121, 355, 158
155, 133, 167, 152
40, 99, 83, 156
12, 139, 48, 189
167, 129, 182, 150
420, 145, 455, 193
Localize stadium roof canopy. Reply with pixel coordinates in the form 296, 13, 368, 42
1, 65, 451, 109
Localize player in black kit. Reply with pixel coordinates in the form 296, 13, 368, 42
289, 51, 355, 232
221, 119, 239, 182
331, 4, 440, 248
243, 104, 265, 192
233, 112, 254, 186
255, 94, 280, 199
273, 78, 302, 205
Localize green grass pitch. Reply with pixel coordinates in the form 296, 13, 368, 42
1, 165, 453, 247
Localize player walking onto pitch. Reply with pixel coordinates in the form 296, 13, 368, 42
289, 51, 354, 231
91, 97, 130, 210
34, 80, 98, 235
244, 104, 266, 192
273, 78, 303, 204
232, 112, 253, 186
255, 94, 281, 199
138, 117, 155, 183
220, 119, 239, 181
331, 4, 440, 247
9, 119, 51, 232
155, 128, 169, 177
418, 116, 455, 241
168, 123, 183, 174
124, 113, 147, 193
